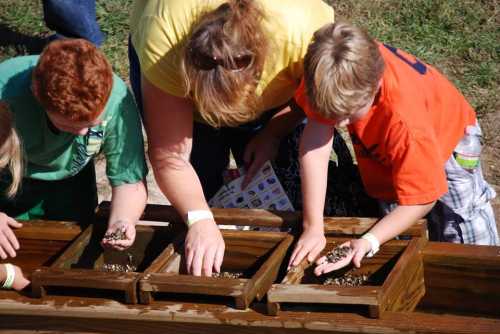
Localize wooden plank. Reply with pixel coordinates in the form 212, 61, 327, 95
51, 224, 95, 268
421, 242, 500, 317
141, 273, 246, 297
31, 267, 139, 303
0, 293, 499, 334
13, 220, 82, 241
96, 202, 427, 237
268, 284, 379, 305
243, 234, 294, 302
379, 237, 426, 316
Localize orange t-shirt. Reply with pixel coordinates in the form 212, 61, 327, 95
295, 43, 476, 205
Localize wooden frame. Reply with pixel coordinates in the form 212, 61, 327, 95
31, 223, 177, 304
2, 217, 500, 333
9, 220, 82, 278
96, 201, 428, 238
139, 230, 293, 309
420, 242, 500, 318
267, 237, 427, 318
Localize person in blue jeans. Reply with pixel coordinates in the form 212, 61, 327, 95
42, 0, 104, 46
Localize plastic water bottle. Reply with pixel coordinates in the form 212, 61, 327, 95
453, 125, 482, 173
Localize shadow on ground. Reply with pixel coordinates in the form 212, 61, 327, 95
0, 23, 48, 55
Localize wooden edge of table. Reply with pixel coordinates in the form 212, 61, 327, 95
96, 201, 427, 237
267, 284, 379, 306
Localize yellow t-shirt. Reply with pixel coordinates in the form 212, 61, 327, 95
131, 0, 334, 114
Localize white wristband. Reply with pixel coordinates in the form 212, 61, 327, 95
361, 232, 380, 258
2, 263, 15, 289
186, 210, 214, 228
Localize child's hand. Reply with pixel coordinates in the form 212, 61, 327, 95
314, 238, 371, 276
101, 220, 136, 251
12, 264, 30, 291
1, 263, 30, 291
0, 212, 22, 259
288, 227, 326, 270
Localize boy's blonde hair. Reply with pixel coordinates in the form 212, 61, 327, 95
182, 0, 269, 128
304, 22, 385, 119
0, 101, 23, 198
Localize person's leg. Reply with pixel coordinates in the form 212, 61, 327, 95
0, 161, 98, 225
128, 37, 143, 116
271, 119, 378, 216
42, 0, 105, 46
42, 161, 98, 226
190, 122, 231, 201
439, 153, 498, 245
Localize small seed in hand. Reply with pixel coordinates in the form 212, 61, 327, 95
103, 226, 127, 241
325, 245, 352, 264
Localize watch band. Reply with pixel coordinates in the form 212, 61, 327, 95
361, 232, 380, 258
186, 210, 214, 228
1, 263, 15, 289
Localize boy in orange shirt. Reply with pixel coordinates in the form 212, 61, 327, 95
288, 21, 498, 274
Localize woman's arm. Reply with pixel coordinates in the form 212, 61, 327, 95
101, 181, 147, 250
242, 101, 306, 187
288, 120, 334, 268
141, 76, 224, 276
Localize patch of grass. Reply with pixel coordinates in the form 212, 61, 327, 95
329, 0, 499, 118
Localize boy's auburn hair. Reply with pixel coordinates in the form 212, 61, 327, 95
0, 101, 23, 198
304, 22, 385, 119
32, 39, 113, 122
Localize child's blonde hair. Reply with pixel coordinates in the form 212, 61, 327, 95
304, 21, 385, 119
0, 101, 23, 198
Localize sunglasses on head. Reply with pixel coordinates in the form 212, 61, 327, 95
189, 48, 254, 72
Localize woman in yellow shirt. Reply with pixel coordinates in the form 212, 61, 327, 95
129, 0, 334, 277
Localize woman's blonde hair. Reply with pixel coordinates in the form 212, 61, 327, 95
0, 101, 23, 198
304, 21, 385, 119
182, 0, 269, 128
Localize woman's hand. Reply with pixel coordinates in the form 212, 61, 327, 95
288, 226, 326, 270
101, 220, 136, 251
314, 239, 371, 276
0, 212, 22, 259
185, 219, 225, 276
242, 130, 280, 189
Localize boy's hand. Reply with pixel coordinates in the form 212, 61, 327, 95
314, 239, 371, 276
0, 263, 30, 291
0, 212, 22, 259
288, 227, 326, 270
185, 219, 225, 277
12, 264, 30, 291
101, 220, 136, 251
242, 131, 280, 189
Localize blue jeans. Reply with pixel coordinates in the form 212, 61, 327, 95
43, 0, 104, 46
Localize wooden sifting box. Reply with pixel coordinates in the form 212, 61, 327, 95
31, 223, 177, 304
267, 236, 427, 318
139, 229, 293, 309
